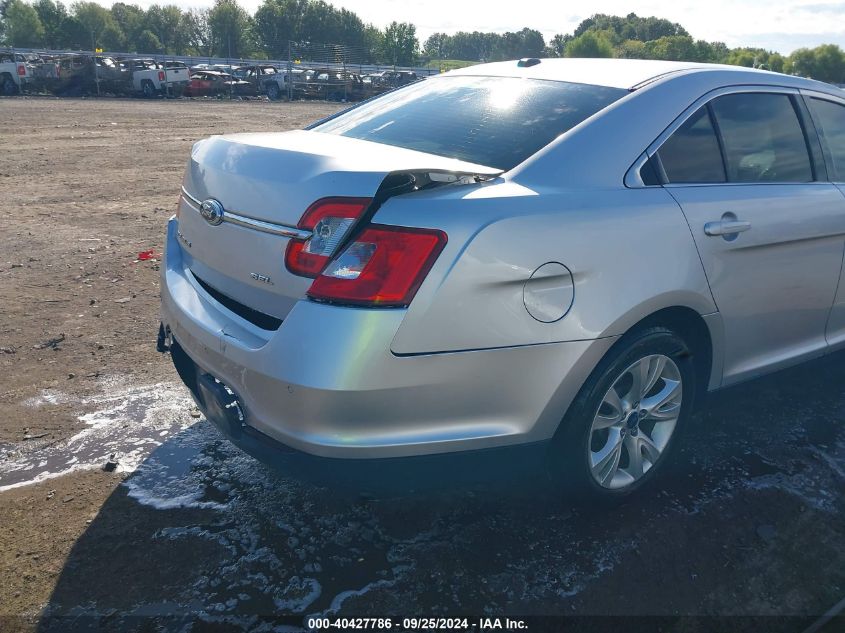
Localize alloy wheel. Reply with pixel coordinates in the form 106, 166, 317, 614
588, 354, 683, 490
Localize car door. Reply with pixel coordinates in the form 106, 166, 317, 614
649, 87, 845, 385
805, 91, 845, 350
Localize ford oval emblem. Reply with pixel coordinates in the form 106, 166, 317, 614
199, 199, 225, 226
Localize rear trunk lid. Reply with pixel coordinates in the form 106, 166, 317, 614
178, 130, 498, 324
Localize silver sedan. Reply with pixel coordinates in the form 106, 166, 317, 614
159, 58, 845, 499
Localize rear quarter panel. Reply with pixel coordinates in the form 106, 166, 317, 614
379, 183, 716, 354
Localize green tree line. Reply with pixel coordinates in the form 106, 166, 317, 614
0, 0, 420, 64
1, 2, 844, 82
424, 13, 845, 83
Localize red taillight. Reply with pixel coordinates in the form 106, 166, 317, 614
158, 70, 166, 81
284, 197, 371, 278
17, 64, 26, 76
307, 224, 447, 307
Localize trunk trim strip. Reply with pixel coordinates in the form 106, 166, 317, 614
181, 187, 311, 240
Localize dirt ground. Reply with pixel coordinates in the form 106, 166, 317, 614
1, 96, 844, 633
0, 96, 340, 630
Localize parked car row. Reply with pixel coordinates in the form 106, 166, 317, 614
1, 51, 423, 101
188, 64, 420, 101
0, 51, 190, 97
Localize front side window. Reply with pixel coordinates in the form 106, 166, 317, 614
312, 76, 626, 171
710, 93, 812, 183
657, 106, 726, 184
809, 97, 845, 181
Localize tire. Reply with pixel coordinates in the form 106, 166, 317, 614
1, 74, 18, 96
266, 82, 281, 101
548, 326, 696, 501
141, 80, 156, 99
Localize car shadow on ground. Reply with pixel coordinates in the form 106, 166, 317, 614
36, 353, 845, 632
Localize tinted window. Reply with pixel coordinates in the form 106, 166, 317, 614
312, 76, 626, 170
640, 155, 662, 186
810, 98, 845, 181
710, 93, 812, 183
657, 107, 726, 183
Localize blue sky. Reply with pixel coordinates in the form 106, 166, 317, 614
102, 0, 845, 54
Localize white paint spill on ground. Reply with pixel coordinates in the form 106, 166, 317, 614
42, 409, 845, 622
744, 436, 845, 512
7, 368, 656, 624
118, 418, 638, 620
313, 579, 395, 617
273, 577, 322, 612
0, 377, 196, 492
22, 389, 75, 408
122, 421, 233, 512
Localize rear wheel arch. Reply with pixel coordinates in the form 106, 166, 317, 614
547, 308, 712, 498
549, 324, 698, 499
608, 306, 713, 404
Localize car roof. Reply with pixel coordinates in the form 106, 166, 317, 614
445, 58, 813, 91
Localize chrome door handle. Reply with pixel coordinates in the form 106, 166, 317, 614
704, 219, 751, 237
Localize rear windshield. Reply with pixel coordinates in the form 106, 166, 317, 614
311, 76, 626, 170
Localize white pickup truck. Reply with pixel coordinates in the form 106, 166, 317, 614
0, 52, 31, 95
123, 59, 190, 98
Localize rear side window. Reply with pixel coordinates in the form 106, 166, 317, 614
710, 93, 812, 183
312, 76, 626, 171
809, 97, 845, 181
657, 107, 726, 183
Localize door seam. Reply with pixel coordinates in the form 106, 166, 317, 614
662, 186, 720, 311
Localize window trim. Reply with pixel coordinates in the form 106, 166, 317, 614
626, 85, 828, 188
801, 88, 845, 184
705, 102, 730, 182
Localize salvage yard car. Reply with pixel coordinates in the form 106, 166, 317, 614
184, 70, 236, 97
123, 58, 190, 98
363, 69, 420, 95
0, 51, 32, 95
231, 64, 281, 98
301, 68, 366, 101
50, 54, 128, 96
160, 58, 845, 498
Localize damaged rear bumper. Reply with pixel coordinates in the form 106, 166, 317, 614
165, 337, 549, 491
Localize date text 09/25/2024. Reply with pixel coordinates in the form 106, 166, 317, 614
306, 617, 528, 630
